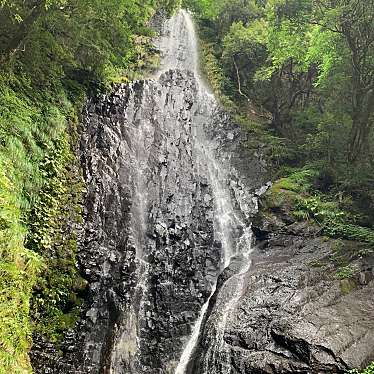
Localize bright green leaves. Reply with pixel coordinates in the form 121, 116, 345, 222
182, 0, 215, 18
259, 17, 312, 79
0, 148, 43, 374
350, 362, 374, 374
0, 73, 82, 371
224, 19, 267, 53
254, 0, 336, 84
1, 0, 181, 85
222, 20, 268, 85
304, 27, 341, 86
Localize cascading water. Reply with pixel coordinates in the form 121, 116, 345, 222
32, 11, 374, 373
156, 10, 198, 77
164, 11, 256, 374
75, 9, 266, 374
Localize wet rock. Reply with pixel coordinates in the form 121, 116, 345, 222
31, 63, 265, 374
192, 215, 374, 373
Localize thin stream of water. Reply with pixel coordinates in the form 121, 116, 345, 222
112, 9, 256, 373
170, 10, 254, 374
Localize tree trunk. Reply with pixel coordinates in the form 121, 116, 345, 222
348, 121, 370, 163
348, 89, 374, 163
0, 0, 46, 65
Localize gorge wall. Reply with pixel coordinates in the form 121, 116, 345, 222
31, 10, 374, 374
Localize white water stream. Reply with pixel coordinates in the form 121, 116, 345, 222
164, 10, 255, 374
83, 8, 263, 374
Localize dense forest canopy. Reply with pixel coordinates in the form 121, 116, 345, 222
0, 0, 181, 84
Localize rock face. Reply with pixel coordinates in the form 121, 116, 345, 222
31, 10, 264, 373
31, 9, 374, 374
191, 209, 374, 374
72, 68, 264, 373
31, 66, 264, 373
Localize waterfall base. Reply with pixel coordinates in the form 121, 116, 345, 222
189, 209, 374, 374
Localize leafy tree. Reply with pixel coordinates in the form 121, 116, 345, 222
263, 0, 374, 162
313, 0, 374, 162
187, 0, 374, 221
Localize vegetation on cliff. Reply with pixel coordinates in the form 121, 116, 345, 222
1, 0, 373, 371
0, 1, 180, 372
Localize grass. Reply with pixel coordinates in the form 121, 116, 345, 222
0, 73, 84, 372
0, 158, 42, 373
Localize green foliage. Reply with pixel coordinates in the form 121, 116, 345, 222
0, 71, 83, 371
295, 196, 348, 224
294, 194, 374, 244
263, 169, 316, 211
198, 37, 232, 106
349, 362, 374, 374
26, 112, 86, 343
0, 157, 42, 373
274, 169, 316, 193
324, 222, 374, 244
1, 0, 180, 86
190, 0, 374, 203
336, 265, 355, 280
264, 168, 374, 246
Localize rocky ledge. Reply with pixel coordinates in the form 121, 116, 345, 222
193, 199, 374, 373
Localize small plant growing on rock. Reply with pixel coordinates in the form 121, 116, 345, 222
336, 265, 356, 280
349, 361, 374, 374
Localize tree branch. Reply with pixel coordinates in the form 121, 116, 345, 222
233, 58, 251, 102
0, 0, 46, 65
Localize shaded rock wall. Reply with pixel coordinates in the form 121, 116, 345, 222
76, 70, 264, 374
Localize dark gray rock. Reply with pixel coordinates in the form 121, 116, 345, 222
31, 68, 265, 374
191, 216, 374, 374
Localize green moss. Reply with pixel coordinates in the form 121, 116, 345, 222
33, 306, 81, 344
264, 188, 298, 210
27, 109, 86, 343
339, 278, 357, 295
262, 169, 318, 212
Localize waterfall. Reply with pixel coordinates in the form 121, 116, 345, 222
35, 9, 370, 374
167, 11, 255, 374
156, 10, 198, 76
78, 9, 265, 374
